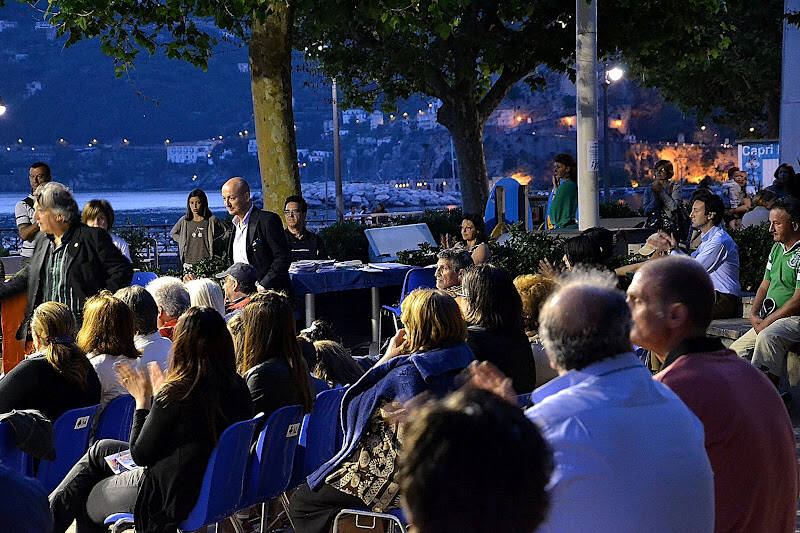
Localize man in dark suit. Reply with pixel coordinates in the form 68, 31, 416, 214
0, 182, 133, 340
222, 177, 291, 292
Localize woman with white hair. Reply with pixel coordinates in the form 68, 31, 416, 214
185, 278, 226, 318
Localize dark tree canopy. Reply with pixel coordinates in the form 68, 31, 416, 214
602, 0, 789, 138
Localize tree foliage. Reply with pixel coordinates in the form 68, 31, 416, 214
602, 0, 787, 137
295, 0, 735, 213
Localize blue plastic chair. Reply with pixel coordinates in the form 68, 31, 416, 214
37, 404, 99, 493
240, 406, 303, 508
131, 271, 158, 287
380, 267, 437, 340
94, 395, 136, 443
0, 422, 32, 475
311, 376, 330, 396
287, 386, 347, 490
106, 413, 263, 532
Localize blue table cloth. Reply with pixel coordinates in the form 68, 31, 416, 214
290, 263, 411, 295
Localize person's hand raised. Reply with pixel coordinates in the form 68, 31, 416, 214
467, 361, 518, 405
538, 258, 561, 280
147, 362, 167, 397
114, 361, 153, 410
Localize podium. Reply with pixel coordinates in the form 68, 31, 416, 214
1, 292, 28, 373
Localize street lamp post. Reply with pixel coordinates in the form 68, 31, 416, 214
332, 78, 344, 223
576, 0, 599, 230
602, 63, 624, 204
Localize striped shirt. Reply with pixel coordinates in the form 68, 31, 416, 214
41, 230, 82, 322
14, 195, 36, 258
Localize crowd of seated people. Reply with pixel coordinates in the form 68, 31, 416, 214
3, 171, 800, 533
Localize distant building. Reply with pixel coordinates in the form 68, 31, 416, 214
25, 81, 41, 97
342, 109, 368, 125
323, 119, 333, 134
309, 150, 331, 163
237, 63, 249, 73
416, 110, 439, 130
487, 109, 518, 129
369, 111, 384, 130
34, 21, 56, 40
166, 140, 218, 164
0, 20, 18, 32
248, 139, 258, 156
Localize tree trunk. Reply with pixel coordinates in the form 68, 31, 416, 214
249, 3, 300, 215
438, 100, 490, 215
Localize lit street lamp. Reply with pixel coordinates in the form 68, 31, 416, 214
602, 63, 624, 203
0, 96, 6, 116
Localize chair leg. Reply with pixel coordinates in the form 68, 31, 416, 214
279, 492, 296, 531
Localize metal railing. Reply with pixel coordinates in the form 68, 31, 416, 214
0, 224, 180, 270
0, 212, 432, 266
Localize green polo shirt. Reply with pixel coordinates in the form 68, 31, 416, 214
764, 241, 800, 308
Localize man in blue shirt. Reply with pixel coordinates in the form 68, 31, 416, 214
650, 190, 740, 318
471, 271, 714, 533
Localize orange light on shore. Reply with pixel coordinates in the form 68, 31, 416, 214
511, 172, 532, 185
630, 181, 639, 188
613, 119, 623, 128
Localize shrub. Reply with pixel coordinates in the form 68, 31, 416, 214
730, 223, 772, 292
489, 224, 566, 279
117, 220, 155, 271
319, 221, 371, 262
599, 201, 642, 218
396, 242, 438, 267
185, 254, 230, 280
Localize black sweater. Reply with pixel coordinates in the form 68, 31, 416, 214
467, 326, 537, 394
0, 356, 101, 422
130, 374, 253, 533
244, 358, 313, 419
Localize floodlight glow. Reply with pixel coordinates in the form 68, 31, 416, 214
607, 67, 624, 82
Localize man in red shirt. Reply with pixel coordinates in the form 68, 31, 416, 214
627, 256, 798, 532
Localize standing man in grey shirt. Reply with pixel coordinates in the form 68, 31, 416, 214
14, 162, 52, 263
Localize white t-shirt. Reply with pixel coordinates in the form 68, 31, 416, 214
14, 195, 36, 258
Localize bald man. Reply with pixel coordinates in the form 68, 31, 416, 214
222, 177, 291, 292
628, 257, 798, 533
471, 270, 714, 533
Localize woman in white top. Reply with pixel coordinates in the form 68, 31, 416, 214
76, 290, 140, 406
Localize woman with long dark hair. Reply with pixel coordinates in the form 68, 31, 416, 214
239, 291, 314, 417
460, 213, 491, 264
49, 307, 253, 533
462, 264, 536, 393
170, 189, 227, 271
0, 301, 100, 422
289, 289, 475, 533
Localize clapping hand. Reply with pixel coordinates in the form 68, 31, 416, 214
467, 361, 517, 404
538, 258, 561, 280
114, 361, 153, 410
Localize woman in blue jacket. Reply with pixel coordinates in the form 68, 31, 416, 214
289, 289, 475, 533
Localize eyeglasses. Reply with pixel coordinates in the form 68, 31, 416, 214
283, 209, 302, 216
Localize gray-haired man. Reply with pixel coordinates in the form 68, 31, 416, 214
435, 247, 474, 296
0, 182, 132, 340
